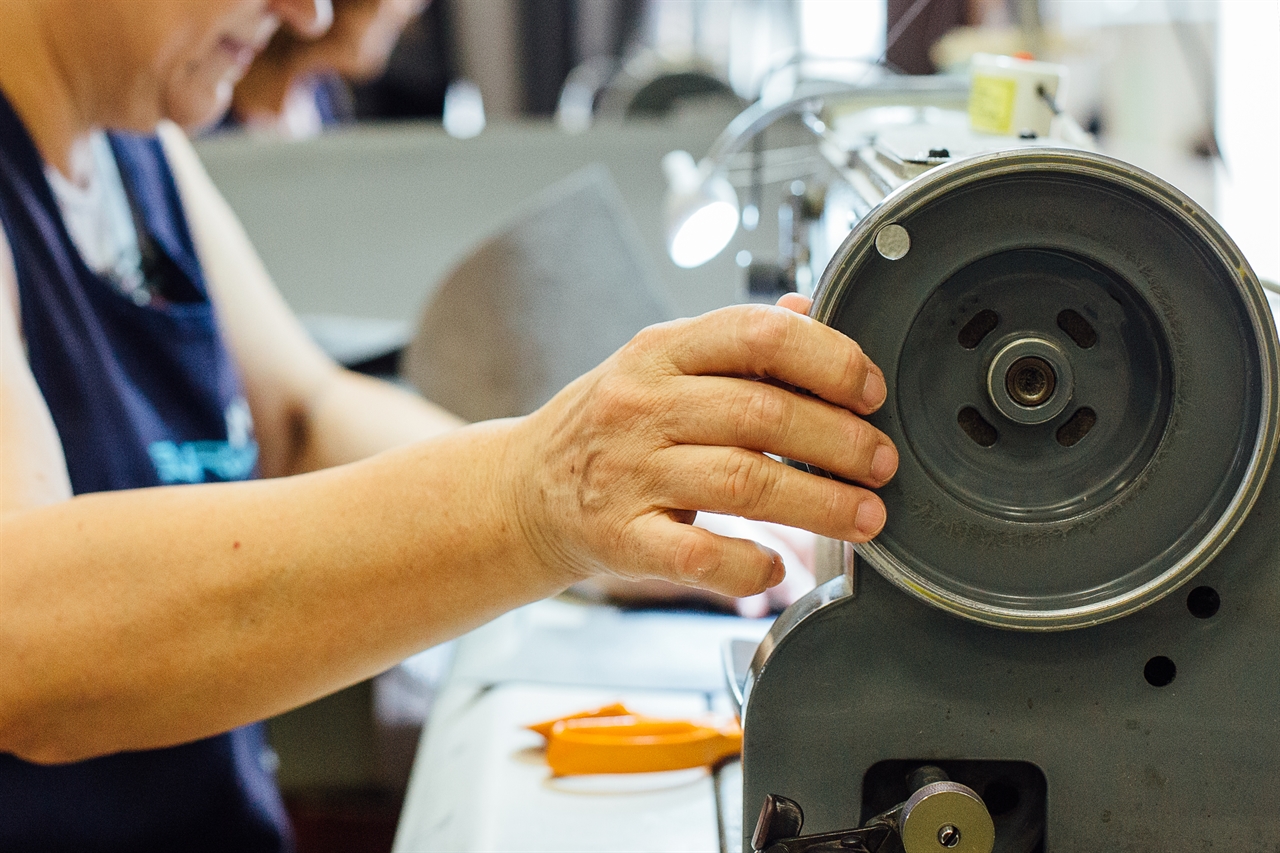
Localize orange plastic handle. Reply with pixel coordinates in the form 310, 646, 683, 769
542, 714, 742, 776
526, 703, 632, 739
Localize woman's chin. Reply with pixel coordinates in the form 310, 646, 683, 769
164, 82, 234, 132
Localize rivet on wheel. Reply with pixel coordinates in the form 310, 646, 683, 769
875, 223, 911, 260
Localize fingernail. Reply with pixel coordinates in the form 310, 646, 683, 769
862, 370, 886, 409
766, 551, 786, 587
855, 500, 886, 537
872, 444, 898, 483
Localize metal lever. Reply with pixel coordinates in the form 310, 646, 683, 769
751, 799, 893, 853
751, 766, 995, 853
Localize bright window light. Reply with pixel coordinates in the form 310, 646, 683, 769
798, 0, 885, 67
1216, 0, 1279, 284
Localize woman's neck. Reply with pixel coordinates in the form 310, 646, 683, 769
0, 1, 99, 183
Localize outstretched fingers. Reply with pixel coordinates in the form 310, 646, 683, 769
657, 375, 898, 487
518, 299, 897, 601
655, 445, 887, 543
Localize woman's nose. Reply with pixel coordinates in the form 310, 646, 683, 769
270, 0, 334, 38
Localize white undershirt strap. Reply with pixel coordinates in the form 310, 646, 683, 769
44, 131, 148, 302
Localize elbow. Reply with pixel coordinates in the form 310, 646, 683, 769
0, 678, 104, 765
4, 744, 83, 767
0, 699, 79, 765
0, 714, 52, 766
0, 719, 104, 766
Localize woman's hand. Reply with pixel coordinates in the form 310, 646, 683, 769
503, 298, 897, 599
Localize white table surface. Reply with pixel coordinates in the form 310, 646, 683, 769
392, 599, 772, 853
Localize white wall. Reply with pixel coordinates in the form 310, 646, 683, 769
1216, 0, 1280, 283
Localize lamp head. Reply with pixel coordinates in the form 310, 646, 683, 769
662, 150, 739, 269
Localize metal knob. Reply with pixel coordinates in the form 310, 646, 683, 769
899, 780, 995, 853
750, 766, 996, 853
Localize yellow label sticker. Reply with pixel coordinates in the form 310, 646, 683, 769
970, 75, 1017, 134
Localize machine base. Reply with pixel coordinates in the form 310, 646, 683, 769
741, 468, 1280, 852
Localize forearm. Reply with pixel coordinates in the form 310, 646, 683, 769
1, 301, 899, 768
0, 419, 556, 764
290, 368, 466, 474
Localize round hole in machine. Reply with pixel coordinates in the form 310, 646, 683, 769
982, 779, 1021, 817
1144, 656, 1176, 687
1186, 586, 1220, 619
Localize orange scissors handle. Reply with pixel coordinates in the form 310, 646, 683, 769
542, 713, 742, 776
527, 703, 630, 739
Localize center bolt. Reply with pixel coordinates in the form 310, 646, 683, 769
937, 824, 961, 848
1005, 356, 1057, 407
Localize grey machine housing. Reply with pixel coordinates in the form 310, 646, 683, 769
738, 131, 1280, 852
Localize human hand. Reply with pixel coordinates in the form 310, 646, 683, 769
504, 295, 896, 598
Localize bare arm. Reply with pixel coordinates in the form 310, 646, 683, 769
0, 228, 72, 513
0, 416, 555, 764
0, 219, 537, 762
0, 142, 896, 766
155, 123, 463, 475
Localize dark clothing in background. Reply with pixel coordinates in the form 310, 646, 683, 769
886, 0, 967, 75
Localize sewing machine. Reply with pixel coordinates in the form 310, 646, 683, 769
390, 61, 1279, 853
735, 95, 1280, 853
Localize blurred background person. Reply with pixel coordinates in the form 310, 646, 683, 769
229, 0, 429, 136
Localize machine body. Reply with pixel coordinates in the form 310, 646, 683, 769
738, 113, 1280, 852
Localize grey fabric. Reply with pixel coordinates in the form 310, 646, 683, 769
401, 165, 674, 421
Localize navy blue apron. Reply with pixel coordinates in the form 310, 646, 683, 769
0, 89, 291, 852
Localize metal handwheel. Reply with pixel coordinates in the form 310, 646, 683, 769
807, 148, 1280, 630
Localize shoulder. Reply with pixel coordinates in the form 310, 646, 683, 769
154, 120, 208, 191
152, 120, 244, 255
